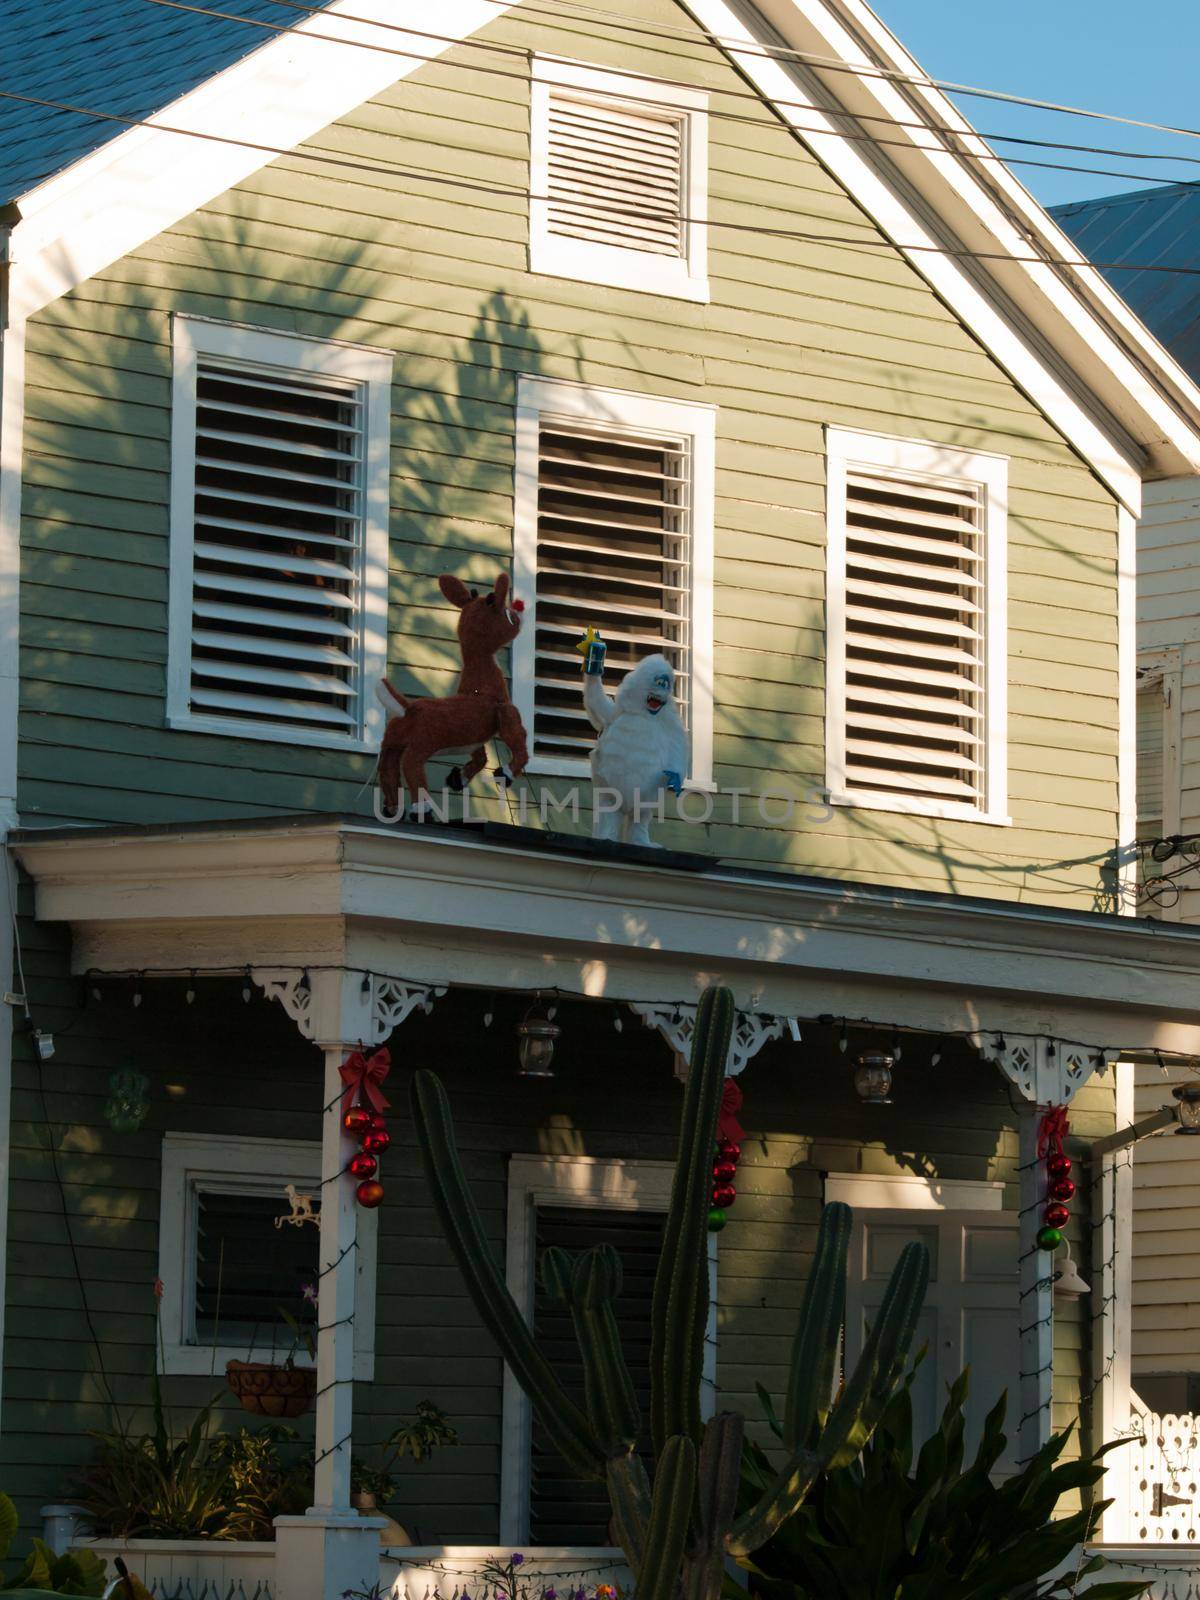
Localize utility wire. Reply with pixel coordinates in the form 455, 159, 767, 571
7, 85, 1200, 277
141, 0, 1200, 153
128, 0, 1200, 193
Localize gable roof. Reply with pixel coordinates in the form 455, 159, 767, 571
1, 0, 332, 207
1052, 183, 1200, 385
4, 0, 1200, 508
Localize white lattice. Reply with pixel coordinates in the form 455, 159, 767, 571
371, 978, 447, 1041
971, 1033, 1119, 1104
1128, 1413, 1200, 1546
257, 972, 316, 1039
254, 969, 445, 1045
628, 1001, 788, 1078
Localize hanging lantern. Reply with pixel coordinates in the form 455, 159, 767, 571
1053, 1238, 1091, 1300
348, 1152, 377, 1179
515, 1001, 561, 1078
853, 1051, 894, 1105
1173, 1082, 1200, 1135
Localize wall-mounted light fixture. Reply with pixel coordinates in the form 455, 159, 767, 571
515, 999, 561, 1078
853, 1051, 894, 1105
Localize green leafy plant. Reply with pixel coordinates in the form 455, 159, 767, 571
72, 1379, 306, 1541
410, 984, 930, 1600
278, 1306, 317, 1365
741, 1368, 1149, 1600
0, 1490, 106, 1596
350, 1401, 458, 1503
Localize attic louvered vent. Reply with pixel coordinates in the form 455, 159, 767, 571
826, 430, 1007, 820
169, 319, 391, 748
530, 60, 709, 300
1136, 674, 1166, 841
546, 92, 686, 257
530, 423, 691, 764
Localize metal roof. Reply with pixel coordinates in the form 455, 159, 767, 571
1, 0, 329, 208
1052, 183, 1200, 384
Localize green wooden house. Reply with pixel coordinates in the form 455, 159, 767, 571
4, 1, 1200, 1595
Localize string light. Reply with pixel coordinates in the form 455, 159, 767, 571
241, 967, 252, 1004
930, 1038, 943, 1067
131, 974, 143, 1009
185, 970, 196, 1005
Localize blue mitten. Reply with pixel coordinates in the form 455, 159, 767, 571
663, 769, 683, 796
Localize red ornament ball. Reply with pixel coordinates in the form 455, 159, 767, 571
362, 1129, 391, 1155
368, 1111, 388, 1133
348, 1152, 377, 1179
1047, 1154, 1071, 1177
713, 1160, 737, 1183
356, 1179, 385, 1208
706, 1208, 727, 1233
343, 1107, 371, 1135
718, 1140, 741, 1162
1050, 1177, 1076, 1202
1044, 1202, 1070, 1229
712, 1183, 737, 1208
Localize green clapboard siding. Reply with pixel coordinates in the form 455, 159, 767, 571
17, 0, 1121, 901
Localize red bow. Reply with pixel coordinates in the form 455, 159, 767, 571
718, 1078, 745, 1143
1037, 1104, 1069, 1159
339, 1046, 391, 1118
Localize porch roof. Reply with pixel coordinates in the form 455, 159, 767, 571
12, 814, 1200, 1059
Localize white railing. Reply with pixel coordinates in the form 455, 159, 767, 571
384, 1546, 633, 1600
1126, 1412, 1200, 1547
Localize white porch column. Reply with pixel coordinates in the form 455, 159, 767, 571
311, 1036, 359, 1513
1017, 1104, 1054, 1464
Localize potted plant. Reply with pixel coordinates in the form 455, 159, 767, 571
349, 1402, 458, 1542
225, 1297, 319, 1420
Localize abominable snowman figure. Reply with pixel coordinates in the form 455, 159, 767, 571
580, 631, 688, 847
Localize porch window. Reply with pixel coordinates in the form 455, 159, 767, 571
824, 428, 1009, 823
512, 378, 715, 784
167, 316, 391, 750
530, 58, 709, 302
156, 1133, 376, 1378
501, 1155, 717, 1544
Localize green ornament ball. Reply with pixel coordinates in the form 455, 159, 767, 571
707, 1207, 727, 1233
1036, 1224, 1063, 1250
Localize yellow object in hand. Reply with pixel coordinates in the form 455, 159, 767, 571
575, 625, 602, 655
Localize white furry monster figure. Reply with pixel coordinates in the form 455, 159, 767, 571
583, 644, 688, 846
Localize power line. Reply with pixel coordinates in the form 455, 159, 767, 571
8, 83, 1200, 277
128, 0, 1200, 193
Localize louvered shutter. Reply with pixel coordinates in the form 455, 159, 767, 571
531, 424, 692, 763
839, 468, 987, 807
1137, 676, 1165, 841
529, 1205, 664, 1546
546, 91, 686, 257
186, 359, 369, 736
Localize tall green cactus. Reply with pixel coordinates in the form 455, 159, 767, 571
409, 986, 929, 1599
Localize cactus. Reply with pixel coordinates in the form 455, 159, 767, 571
410, 986, 929, 1599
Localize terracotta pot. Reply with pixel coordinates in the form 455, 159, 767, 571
225, 1359, 317, 1418
351, 1491, 378, 1512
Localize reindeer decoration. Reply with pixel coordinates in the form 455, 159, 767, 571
377, 572, 529, 815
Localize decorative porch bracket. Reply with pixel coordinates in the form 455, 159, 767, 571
252, 969, 445, 1526
970, 1033, 1121, 1471
627, 1000, 786, 1078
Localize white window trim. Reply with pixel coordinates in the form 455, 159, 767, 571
824, 1172, 1005, 1211
530, 56, 709, 303
167, 314, 393, 753
156, 1132, 376, 1379
512, 375, 716, 789
824, 425, 1010, 825
500, 1154, 718, 1545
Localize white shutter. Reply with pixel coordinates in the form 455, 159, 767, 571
531, 424, 691, 763
1136, 675, 1165, 839
186, 359, 367, 735
546, 90, 686, 258
840, 468, 987, 806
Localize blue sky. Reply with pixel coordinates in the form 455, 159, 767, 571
867, 0, 1200, 209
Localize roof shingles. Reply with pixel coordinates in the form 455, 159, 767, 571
1, 0, 329, 207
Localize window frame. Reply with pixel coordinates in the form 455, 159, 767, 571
512, 375, 716, 788
529, 57, 710, 302
824, 425, 1010, 825
156, 1131, 376, 1379
499, 1154, 718, 1545
166, 314, 393, 752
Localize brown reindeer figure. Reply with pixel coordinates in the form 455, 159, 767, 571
376, 572, 529, 815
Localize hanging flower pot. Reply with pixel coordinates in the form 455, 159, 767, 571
225, 1359, 317, 1419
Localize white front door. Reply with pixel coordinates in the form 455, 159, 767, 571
845, 1209, 1021, 1473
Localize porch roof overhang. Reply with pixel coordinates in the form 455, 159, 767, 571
12, 814, 1200, 1059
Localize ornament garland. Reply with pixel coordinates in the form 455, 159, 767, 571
708, 1078, 745, 1233
339, 1045, 392, 1209
1036, 1104, 1074, 1250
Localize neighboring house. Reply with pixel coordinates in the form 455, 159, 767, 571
1056, 186, 1200, 1423
3, 6, 1200, 1599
